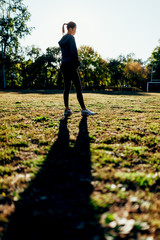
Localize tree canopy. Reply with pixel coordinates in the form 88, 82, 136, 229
148, 41, 160, 79
0, 0, 32, 56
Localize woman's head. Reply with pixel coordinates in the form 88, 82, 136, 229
62, 21, 77, 36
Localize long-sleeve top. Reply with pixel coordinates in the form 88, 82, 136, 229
58, 34, 80, 69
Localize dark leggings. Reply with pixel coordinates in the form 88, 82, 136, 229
61, 63, 85, 109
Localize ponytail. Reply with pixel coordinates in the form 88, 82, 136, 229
62, 21, 77, 35
62, 23, 67, 35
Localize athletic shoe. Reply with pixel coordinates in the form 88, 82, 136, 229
64, 109, 72, 116
81, 109, 95, 116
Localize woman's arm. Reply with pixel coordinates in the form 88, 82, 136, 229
69, 36, 80, 68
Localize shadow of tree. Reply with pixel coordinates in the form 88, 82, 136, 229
3, 116, 105, 240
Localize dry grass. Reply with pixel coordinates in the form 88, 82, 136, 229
0, 90, 160, 239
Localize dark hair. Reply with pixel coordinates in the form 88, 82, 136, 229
62, 21, 76, 35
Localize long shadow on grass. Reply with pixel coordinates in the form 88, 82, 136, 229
3, 116, 105, 240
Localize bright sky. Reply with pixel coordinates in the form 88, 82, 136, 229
21, 0, 160, 62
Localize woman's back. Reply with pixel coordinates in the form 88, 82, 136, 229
59, 33, 79, 68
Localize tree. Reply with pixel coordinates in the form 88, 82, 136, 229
25, 45, 43, 62
78, 46, 98, 87
107, 59, 124, 87
33, 47, 61, 88
0, 0, 33, 88
124, 61, 148, 89
20, 47, 61, 89
148, 41, 160, 79
78, 45, 110, 88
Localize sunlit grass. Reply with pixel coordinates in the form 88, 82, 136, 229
0, 90, 160, 238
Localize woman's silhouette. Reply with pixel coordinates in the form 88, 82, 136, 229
58, 21, 95, 117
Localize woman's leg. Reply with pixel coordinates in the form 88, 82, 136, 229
72, 69, 86, 109
64, 80, 71, 109
61, 64, 72, 108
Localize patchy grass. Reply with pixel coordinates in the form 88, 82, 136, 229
0, 90, 160, 239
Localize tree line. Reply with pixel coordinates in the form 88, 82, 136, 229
0, 0, 160, 91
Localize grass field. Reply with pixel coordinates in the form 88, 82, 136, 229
0, 90, 160, 239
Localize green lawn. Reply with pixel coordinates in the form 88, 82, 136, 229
0, 90, 160, 239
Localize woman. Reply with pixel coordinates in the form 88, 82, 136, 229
58, 21, 95, 116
